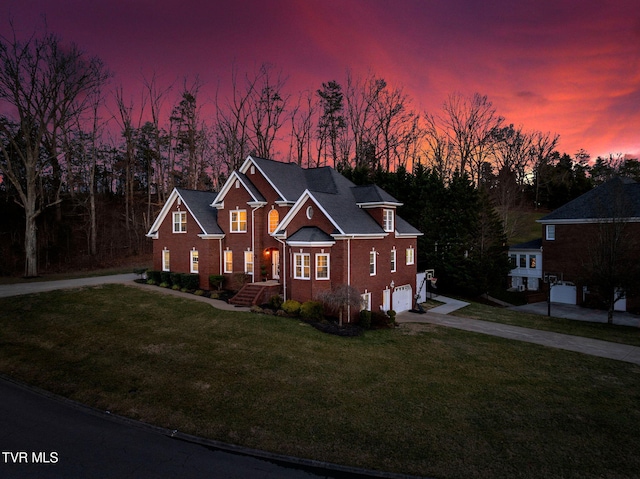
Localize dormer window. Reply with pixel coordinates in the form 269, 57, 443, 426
173, 211, 186, 233
383, 209, 394, 232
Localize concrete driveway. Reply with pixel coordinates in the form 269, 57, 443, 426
508, 301, 640, 327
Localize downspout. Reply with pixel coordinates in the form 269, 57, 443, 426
250, 205, 262, 283
219, 238, 223, 275
275, 236, 287, 301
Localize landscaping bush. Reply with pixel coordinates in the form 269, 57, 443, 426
170, 273, 182, 288
147, 270, 162, 283
268, 294, 283, 310
359, 310, 372, 329
181, 273, 200, 291
160, 271, 171, 285
300, 301, 324, 321
209, 275, 224, 291
281, 299, 301, 315
371, 311, 391, 329
387, 309, 397, 326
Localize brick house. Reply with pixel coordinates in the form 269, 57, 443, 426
147, 156, 422, 314
537, 176, 640, 312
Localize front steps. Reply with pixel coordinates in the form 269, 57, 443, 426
229, 282, 281, 307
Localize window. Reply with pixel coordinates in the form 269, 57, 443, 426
190, 250, 199, 273
406, 247, 415, 265
224, 250, 233, 273
162, 249, 170, 271
173, 211, 186, 233
546, 224, 555, 241
306, 205, 314, 219
383, 209, 394, 232
230, 210, 247, 232
519, 255, 527, 268
316, 253, 330, 280
268, 209, 279, 234
529, 255, 537, 269
390, 248, 397, 272
244, 251, 254, 275
509, 254, 516, 268
369, 250, 377, 276
294, 253, 310, 279
361, 292, 371, 311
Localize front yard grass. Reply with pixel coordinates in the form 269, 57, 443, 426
1, 285, 639, 479
452, 300, 640, 347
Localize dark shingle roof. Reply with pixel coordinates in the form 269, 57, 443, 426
510, 238, 543, 250
351, 184, 401, 205
540, 177, 640, 222
287, 226, 336, 243
175, 188, 223, 235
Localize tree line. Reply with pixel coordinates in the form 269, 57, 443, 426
1, 26, 639, 284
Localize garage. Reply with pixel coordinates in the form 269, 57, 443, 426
392, 284, 413, 312
550, 282, 577, 304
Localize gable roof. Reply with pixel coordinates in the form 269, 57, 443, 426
509, 238, 543, 251
352, 184, 402, 207
538, 177, 640, 224
211, 170, 266, 207
286, 226, 336, 246
146, 188, 222, 238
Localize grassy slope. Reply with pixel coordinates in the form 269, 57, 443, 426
1, 285, 639, 479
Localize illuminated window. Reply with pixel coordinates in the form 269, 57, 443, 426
173, 211, 186, 233
530, 255, 537, 269
268, 209, 279, 234
390, 248, 397, 272
190, 250, 199, 273
244, 251, 254, 274
224, 250, 233, 273
294, 253, 310, 279
316, 253, 330, 280
383, 209, 394, 232
162, 249, 170, 271
361, 292, 371, 311
406, 247, 415, 265
230, 210, 247, 232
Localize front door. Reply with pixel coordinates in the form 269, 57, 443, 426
271, 249, 280, 280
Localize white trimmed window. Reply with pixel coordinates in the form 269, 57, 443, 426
406, 247, 415, 265
390, 248, 397, 273
224, 250, 233, 273
173, 211, 186, 233
383, 209, 394, 232
244, 250, 254, 275
361, 292, 371, 311
162, 249, 170, 271
369, 249, 377, 276
294, 253, 310, 279
268, 209, 279, 234
230, 210, 247, 233
190, 250, 199, 273
546, 224, 556, 241
316, 253, 330, 280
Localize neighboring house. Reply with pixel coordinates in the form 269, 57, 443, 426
537, 176, 640, 312
508, 238, 543, 292
147, 156, 422, 315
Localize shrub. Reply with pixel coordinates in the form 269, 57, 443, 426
387, 309, 397, 326
230, 272, 250, 292
159, 282, 169, 288
194, 290, 204, 296
172, 284, 181, 290
181, 273, 200, 291
300, 301, 324, 321
282, 299, 301, 315
209, 275, 224, 291
170, 273, 182, 288
359, 310, 372, 329
371, 311, 390, 328
268, 295, 283, 310
147, 270, 162, 283
160, 271, 171, 285
146, 279, 157, 286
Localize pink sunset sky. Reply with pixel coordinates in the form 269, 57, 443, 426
2, 0, 639, 161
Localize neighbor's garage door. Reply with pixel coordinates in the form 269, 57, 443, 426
393, 284, 413, 312
550, 282, 577, 305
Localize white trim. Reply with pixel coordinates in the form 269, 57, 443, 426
239, 155, 290, 203
538, 217, 640, 225
293, 252, 310, 279
278, 190, 346, 235
223, 250, 233, 273
162, 249, 170, 272
172, 211, 187, 233
211, 169, 264, 208
147, 188, 211, 238
315, 253, 330, 280
230, 209, 247, 233
190, 250, 199, 274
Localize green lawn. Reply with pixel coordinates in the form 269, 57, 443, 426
1, 285, 639, 479
451, 300, 640, 347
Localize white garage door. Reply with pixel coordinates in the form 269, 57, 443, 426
550, 282, 577, 305
393, 284, 413, 312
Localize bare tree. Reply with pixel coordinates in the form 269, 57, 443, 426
317, 284, 364, 326
0, 27, 109, 276
288, 90, 315, 167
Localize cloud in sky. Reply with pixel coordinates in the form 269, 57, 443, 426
2, 0, 639, 159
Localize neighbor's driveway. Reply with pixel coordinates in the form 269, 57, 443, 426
0, 274, 138, 298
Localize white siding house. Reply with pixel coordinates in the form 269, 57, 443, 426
508, 239, 543, 291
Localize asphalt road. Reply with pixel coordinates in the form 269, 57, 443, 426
0, 377, 408, 479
